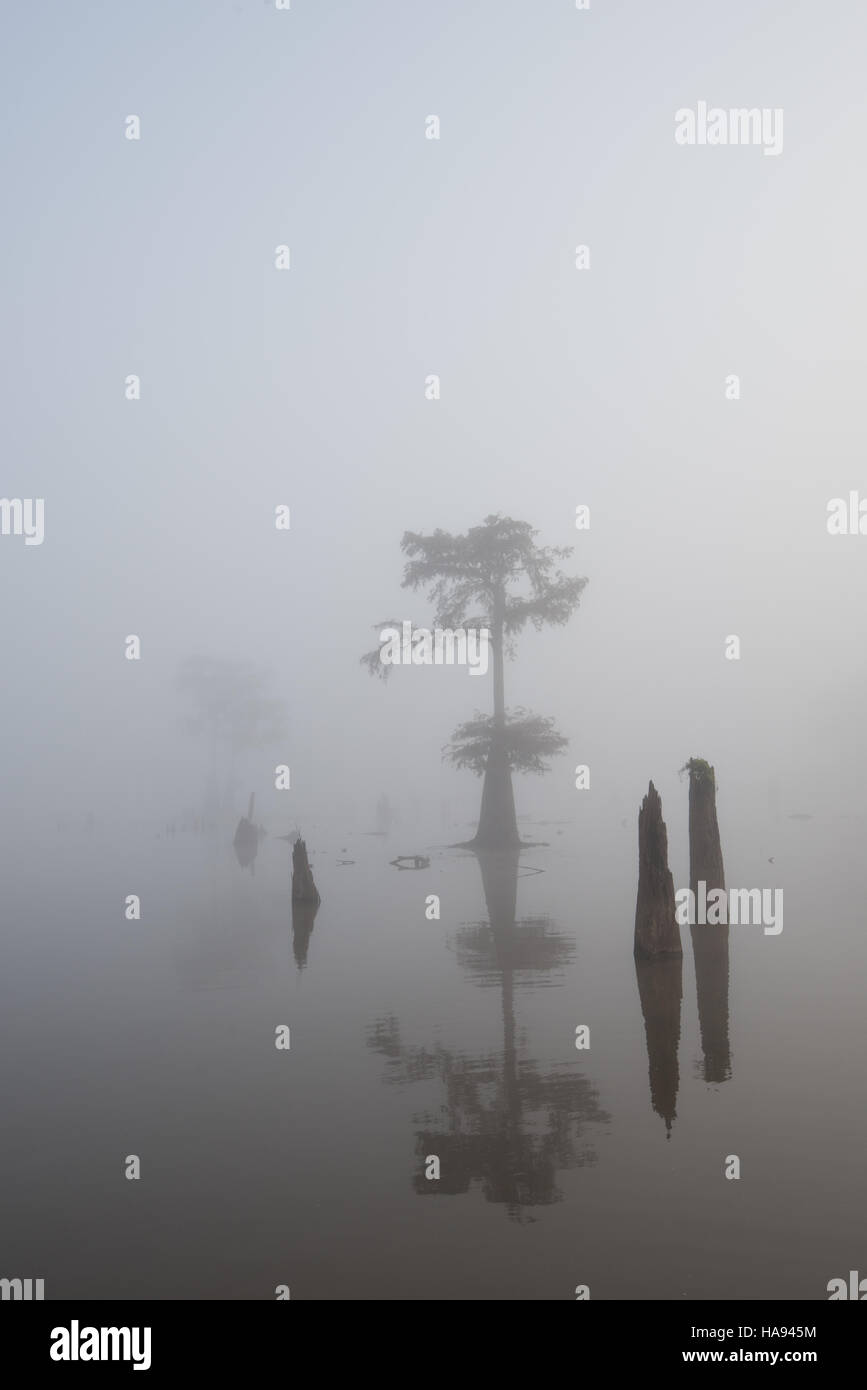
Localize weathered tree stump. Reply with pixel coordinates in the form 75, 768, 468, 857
634, 781, 682, 959
685, 759, 730, 1082
292, 837, 320, 905
686, 759, 724, 895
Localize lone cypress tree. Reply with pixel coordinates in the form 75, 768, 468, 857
361, 515, 587, 848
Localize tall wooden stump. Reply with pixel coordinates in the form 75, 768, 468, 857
687, 760, 724, 896
686, 759, 731, 1082
634, 781, 682, 959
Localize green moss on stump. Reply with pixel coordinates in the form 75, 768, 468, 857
680, 757, 715, 788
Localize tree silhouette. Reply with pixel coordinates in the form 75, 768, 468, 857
177, 656, 287, 815
362, 516, 587, 847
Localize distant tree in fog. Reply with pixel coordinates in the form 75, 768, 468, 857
361, 515, 586, 847
177, 656, 287, 812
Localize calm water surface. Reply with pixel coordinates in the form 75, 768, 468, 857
1, 807, 864, 1299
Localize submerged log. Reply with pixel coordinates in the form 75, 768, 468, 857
634, 781, 682, 959
292, 837, 320, 905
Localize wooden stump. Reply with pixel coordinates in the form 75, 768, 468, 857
686, 760, 730, 1081
292, 837, 320, 905
687, 760, 725, 895
634, 781, 682, 959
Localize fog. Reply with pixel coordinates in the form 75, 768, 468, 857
2, 0, 865, 839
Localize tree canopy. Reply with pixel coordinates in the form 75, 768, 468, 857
361, 514, 587, 678
444, 709, 569, 777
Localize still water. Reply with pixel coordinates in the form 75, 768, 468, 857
1, 806, 864, 1299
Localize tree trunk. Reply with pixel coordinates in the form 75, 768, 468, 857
472, 735, 520, 848
634, 781, 682, 958
491, 588, 506, 726
471, 588, 520, 849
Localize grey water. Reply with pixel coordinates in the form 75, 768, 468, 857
1, 803, 863, 1300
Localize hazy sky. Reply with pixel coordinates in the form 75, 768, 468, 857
3, 0, 866, 837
